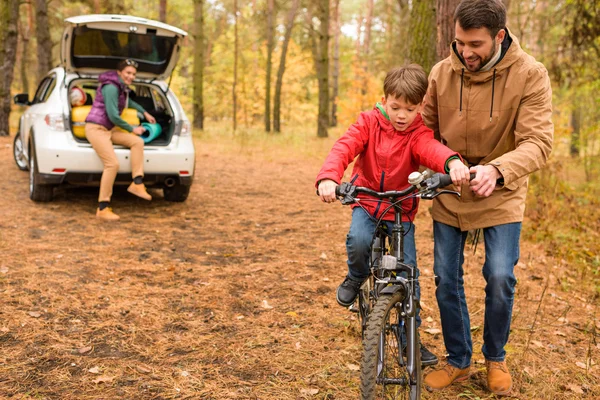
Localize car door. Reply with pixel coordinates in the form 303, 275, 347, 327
21, 74, 57, 152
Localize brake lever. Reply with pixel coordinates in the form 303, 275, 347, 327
421, 189, 461, 200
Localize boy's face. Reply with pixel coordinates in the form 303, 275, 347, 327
382, 95, 423, 132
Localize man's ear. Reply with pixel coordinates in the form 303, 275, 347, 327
495, 29, 506, 45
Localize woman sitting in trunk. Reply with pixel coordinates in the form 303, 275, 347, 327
85, 59, 156, 221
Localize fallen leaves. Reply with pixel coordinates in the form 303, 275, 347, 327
300, 388, 319, 395
27, 311, 41, 318
78, 346, 92, 354
261, 300, 274, 309
92, 375, 114, 384
88, 366, 101, 374
346, 363, 360, 371
423, 328, 441, 335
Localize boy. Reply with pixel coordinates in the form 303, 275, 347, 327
316, 64, 470, 365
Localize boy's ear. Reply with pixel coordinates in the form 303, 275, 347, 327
381, 96, 386, 104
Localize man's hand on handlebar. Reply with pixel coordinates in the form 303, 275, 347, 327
318, 179, 338, 203
447, 159, 471, 187
469, 165, 501, 197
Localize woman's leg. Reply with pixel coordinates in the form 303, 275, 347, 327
85, 124, 119, 202
110, 129, 144, 179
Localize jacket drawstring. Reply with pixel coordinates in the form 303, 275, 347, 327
459, 68, 464, 117
490, 68, 496, 122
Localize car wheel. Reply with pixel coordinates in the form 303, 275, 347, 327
29, 140, 54, 202
13, 132, 28, 171
163, 183, 190, 202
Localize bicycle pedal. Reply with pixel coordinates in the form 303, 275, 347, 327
348, 303, 359, 313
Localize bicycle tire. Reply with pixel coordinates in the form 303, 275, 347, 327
360, 292, 422, 400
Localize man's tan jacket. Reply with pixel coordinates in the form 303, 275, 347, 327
423, 29, 553, 231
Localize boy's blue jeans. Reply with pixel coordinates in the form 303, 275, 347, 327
433, 221, 521, 369
346, 207, 421, 325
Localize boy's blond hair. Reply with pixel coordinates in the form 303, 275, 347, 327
383, 64, 428, 105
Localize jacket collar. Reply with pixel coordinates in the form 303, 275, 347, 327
374, 105, 423, 134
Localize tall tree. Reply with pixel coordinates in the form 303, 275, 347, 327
330, 0, 340, 127
159, 0, 167, 22
233, 0, 238, 132
361, 0, 374, 93
265, 0, 274, 132
306, 0, 330, 137
193, 0, 204, 130
274, 0, 299, 132
0, 0, 19, 136
34, 0, 52, 83
436, 0, 460, 61
19, 2, 34, 94
408, 0, 436, 71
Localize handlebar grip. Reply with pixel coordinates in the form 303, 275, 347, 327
437, 174, 453, 188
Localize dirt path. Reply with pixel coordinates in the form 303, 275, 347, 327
0, 133, 597, 399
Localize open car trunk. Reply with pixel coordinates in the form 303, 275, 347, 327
69, 79, 176, 146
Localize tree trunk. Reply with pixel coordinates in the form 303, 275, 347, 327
274, 0, 299, 133
19, 2, 33, 94
233, 0, 238, 132
34, 0, 52, 83
93, 0, 101, 13
409, 0, 436, 71
330, 0, 339, 127
159, 0, 167, 23
265, 0, 274, 132
0, 0, 19, 136
436, 0, 460, 61
361, 0, 374, 94
316, 0, 329, 138
570, 107, 580, 157
193, 0, 204, 130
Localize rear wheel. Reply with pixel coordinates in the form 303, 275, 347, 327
360, 292, 421, 400
29, 140, 54, 202
163, 183, 190, 202
13, 132, 28, 171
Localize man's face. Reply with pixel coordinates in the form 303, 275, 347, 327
454, 22, 505, 72
382, 95, 423, 132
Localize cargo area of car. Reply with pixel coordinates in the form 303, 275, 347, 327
68, 79, 175, 146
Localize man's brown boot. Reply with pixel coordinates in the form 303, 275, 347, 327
96, 207, 120, 221
424, 363, 471, 391
486, 360, 512, 396
127, 182, 152, 201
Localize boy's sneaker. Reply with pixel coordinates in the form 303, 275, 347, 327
420, 343, 438, 367
336, 276, 363, 307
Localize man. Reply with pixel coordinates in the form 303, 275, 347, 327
421, 0, 553, 396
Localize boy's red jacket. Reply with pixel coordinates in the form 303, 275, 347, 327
316, 107, 459, 222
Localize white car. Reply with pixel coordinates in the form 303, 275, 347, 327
12, 14, 194, 202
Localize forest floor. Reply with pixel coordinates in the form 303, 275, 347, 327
0, 129, 598, 400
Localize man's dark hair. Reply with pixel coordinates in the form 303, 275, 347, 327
454, 0, 507, 38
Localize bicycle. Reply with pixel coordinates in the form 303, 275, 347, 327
334, 170, 461, 400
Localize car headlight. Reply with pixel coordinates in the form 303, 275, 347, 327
44, 114, 67, 131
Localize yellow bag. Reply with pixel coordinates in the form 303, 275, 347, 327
71, 106, 140, 138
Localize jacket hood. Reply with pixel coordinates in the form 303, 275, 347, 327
373, 104, 424, 135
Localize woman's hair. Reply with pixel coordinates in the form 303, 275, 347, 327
454, 0, 506, 38
116, 59, 139, 71
383, 64, 428, 105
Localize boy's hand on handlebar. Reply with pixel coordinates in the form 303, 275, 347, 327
448, 159, 471, 186
469, 165, 501, 197
132, 126, 146, 135
318, 179, 338, 203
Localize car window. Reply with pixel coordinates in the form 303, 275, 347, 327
42, 76, 57, 102
150, 88, 166, 111
32, 75, 57, 104
32, 78, 51, 104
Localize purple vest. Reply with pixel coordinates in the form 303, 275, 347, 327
85, 71, 129, 129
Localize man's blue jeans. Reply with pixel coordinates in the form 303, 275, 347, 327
346, 207, 420, 324
433, 221, 521, 369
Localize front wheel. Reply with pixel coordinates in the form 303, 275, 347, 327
13, 132, 28, 171
360, 292, 422, 400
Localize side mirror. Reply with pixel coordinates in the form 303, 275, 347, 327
14, 93, 31, 106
